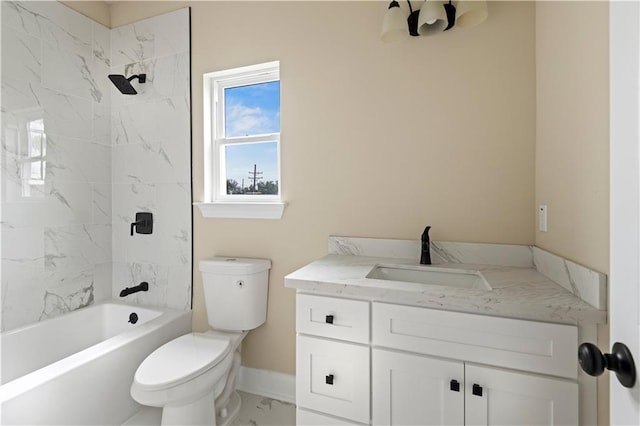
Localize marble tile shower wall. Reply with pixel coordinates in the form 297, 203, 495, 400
110, 8, 191, 311
0, 2, 192, 331
1, 1, 112, 331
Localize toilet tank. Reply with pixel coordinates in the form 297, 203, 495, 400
199, 257, 271, 331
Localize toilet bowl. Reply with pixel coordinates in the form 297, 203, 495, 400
130, 257, 271, 426
131, 332, 240, 425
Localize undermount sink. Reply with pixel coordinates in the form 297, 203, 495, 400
365, 264, 492, 291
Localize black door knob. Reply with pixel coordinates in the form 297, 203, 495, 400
578, 342, 636, 388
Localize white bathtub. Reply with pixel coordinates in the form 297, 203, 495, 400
0, 300, 191, 425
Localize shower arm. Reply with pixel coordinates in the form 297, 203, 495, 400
126, 74, 146, 84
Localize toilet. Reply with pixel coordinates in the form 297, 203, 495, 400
130, 257, 271, 426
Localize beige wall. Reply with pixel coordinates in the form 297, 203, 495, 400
535, 2, 610, 425
108, 1, 537, 375
61, 0, 110, 27
535, 1, 609, 274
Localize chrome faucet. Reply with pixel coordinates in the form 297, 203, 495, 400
420, 226, 432, 265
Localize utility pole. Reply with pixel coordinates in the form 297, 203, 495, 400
248, 164, 263, 193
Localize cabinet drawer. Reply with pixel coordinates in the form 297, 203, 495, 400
296, 294, 369, 343
296, 408, 366, 425
296, 335, 370, 424
372, 302, 578, 379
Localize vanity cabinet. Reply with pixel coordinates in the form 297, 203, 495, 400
295, 294, 579, 425
373, 349, 577, 425
296, 294, 370, 425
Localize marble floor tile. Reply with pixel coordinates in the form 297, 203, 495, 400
123, 391, 296, 426
232, 391, 296, 426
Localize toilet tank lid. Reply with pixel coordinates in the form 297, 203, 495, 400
199, 257, 271, 274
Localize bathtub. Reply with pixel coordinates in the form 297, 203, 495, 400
0, 300, 191, 425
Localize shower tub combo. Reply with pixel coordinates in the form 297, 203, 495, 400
0, 300, 191, 425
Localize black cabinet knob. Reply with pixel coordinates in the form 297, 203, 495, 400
325, 315, 334, 324
325, 374, 334, 385
578, 342, 636, 388
449, 379, 460, 392
472, 383, 483, 397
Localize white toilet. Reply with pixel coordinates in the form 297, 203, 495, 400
130, 257, 271, 426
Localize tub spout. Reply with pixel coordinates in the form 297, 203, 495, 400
120, 281, 149, 297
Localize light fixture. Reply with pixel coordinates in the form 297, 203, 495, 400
417, 1, 447, 35
381, 1, 409, 43
381, 0, 488, 43
456, 1, 489, 28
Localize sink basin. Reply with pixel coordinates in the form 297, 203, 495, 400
365, 264, 492, 291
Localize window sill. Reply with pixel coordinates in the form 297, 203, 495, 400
195, 201, 286, 220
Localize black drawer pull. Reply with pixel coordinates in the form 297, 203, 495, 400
325, 374, 334, 385
325, 315, 334, 324
472, 383, 483, 397
449, 379, 460, 392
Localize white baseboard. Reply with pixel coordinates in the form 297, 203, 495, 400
236, 366, 296, 404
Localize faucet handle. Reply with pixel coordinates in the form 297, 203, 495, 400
420, 225, 432, 265
131, 212, 153, 236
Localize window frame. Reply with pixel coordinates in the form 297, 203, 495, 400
19, 114, 46, 199
201, 61, 285, 219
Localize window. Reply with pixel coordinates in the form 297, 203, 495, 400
200, 61, 284, 219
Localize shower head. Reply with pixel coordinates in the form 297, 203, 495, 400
108, 74, 146, 95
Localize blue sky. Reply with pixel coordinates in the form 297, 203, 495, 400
224, 81, 280, 186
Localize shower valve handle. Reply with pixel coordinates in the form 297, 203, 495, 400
131, 212, 153, 236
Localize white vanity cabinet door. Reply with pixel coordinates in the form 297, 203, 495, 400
372, 349, 464, 426
464, 364, 578, 426
296, 335, 370, 424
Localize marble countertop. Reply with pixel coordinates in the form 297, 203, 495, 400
284, 254, 607, 326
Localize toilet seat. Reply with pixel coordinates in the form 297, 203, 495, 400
134, 333, 231, 391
